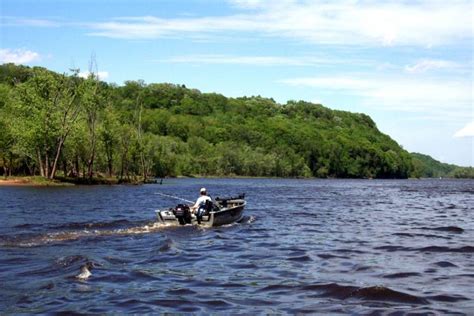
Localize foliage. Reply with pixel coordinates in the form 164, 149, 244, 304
410, 152, 456, 178
449, 167, 474, 179
1, 63, 467, 180
410, 152, 473, 179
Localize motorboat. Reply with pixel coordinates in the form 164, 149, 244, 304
155, 194, 246, 227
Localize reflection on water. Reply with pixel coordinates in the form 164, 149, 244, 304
0, 179, 473, 314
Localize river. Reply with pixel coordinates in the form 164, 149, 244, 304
1, 178, 473, 314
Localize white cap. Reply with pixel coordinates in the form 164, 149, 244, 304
200, 187, 207, 193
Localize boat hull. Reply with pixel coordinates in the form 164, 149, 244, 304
156, 200, 246, 227
210, 203, 245, 226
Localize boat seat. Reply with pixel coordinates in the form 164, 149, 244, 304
191, 214, 210, 222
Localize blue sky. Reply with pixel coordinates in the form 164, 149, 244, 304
1, 0, 473, 166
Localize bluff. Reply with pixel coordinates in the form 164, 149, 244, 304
0, 63, 456, 179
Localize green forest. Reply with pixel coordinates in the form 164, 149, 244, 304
410, 153, 473, 179
0, 63, 472, 182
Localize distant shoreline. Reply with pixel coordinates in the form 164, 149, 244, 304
0, 176, 161, 186
1, 175, 470, 187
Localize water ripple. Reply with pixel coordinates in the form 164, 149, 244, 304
1, 179, 473, 314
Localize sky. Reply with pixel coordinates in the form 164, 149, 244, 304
1, 0, 473, 166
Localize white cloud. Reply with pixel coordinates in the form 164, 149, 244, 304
0, 48, 41, 64
454, 121, 474, 137
87, 15, 263, 39
311, 99, 323, 105
227, 0, 296, 10
229, 0, 267, 9
159, 54, 349, 66
1, 16, 61, 27
405, 59, 461, 73
78, 71, 109, 80
86, 1, 472, 47
280, 75, 473, 117
4, 2, 470, 47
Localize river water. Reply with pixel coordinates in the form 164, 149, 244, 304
0, 179, 473, 314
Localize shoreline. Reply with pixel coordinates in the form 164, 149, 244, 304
0, 178, 32, 186
0, 177, 74, 187
0, 175, 465, 187
0, 176, 150, 187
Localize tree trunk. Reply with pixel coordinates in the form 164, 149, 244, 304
120, 153, 125, 181
136, 97, 147, 182
74, 155, 79, 177
24, 158, 34, 176
87, 140, 96, 180
108, 155, 113, 178
86, 57, 99, 180
8, 153, 13, 177
37, 148, 45, 177
2, 158, 8, 179
49, 138, 64, 179
63, 159, 67, 178
45, 153, 50, 179
86, 113, 97, 180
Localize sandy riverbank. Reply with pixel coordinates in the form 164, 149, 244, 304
0, 178, 32, 186
0, 176, 148, 186
0, 177, 73, 186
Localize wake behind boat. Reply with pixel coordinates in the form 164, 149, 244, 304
156, 194, 246, 227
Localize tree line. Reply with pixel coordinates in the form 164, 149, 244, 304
0, 63, 471, 181
410, 153, 473, 179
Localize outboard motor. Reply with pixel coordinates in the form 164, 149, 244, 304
173, 204, 191, 225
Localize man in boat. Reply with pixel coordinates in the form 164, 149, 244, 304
191, 187, 212, 218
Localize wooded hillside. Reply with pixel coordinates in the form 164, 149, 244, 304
0, 63, 469, 181
411, 153, 473, 179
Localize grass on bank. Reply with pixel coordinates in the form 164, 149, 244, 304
0, 176, 73, 186
0, 175, 156, 186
